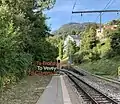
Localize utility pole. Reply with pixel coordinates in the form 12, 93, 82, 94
100, 12, 102, 32
72, 10, 120, 32
67, 39, 71, 69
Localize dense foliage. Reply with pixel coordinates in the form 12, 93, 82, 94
74, 19, 120, 76
78, 56, 120, 76
79, 24, 100, 61
0, 0, 58, 89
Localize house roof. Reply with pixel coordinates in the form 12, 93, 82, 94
63, 35, 81, 51
70, 35, 80, 40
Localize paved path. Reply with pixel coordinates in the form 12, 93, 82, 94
36, 75, 72, 104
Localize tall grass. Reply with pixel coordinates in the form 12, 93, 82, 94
78, 56, 120, 77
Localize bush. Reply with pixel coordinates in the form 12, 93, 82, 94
73, 52, 84, 64
79, 56, 120, 77
88, 47, 100, 61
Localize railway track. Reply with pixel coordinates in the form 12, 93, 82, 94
66, 72, 118, 104
73, 66, 120, 85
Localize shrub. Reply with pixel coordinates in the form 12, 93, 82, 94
73, 52, 84, 64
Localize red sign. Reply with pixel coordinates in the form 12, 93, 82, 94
29, 61, 57, 76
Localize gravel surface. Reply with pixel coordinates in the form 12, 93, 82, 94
63, 74, 85, 104
82, 75, 120, 102
74, 67, 120, 102
0, 75, 52, 104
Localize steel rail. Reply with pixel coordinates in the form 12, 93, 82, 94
65, 71, 118, 104
67, 74, 98, 104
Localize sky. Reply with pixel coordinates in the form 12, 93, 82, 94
44, 0, 120, 31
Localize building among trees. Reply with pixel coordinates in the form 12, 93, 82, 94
96, 25, 118, 40
63, 35, 80, 52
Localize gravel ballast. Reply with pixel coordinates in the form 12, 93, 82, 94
63, 74, 85, 104
74, 67, 120, 102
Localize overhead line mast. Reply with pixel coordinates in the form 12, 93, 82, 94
72, 10, 120, 32
72, 10, 120, 13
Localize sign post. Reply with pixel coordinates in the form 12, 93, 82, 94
118, 66, 120, 80
57, 60, 61, 70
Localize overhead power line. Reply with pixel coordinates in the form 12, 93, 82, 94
104, 0, 114, 9
70, 0, 79, 22
72, 9, 120, 32
72, 0, 77, 10
95, 0, 115, 22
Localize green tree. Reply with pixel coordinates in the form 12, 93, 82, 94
72, 30, 76, 35
102, 24, 120, 58
58, 39, 63, 59
110, 31, 120, 55
80, 25, 99, 60
68, 40, 77, 55
81, 26, 97, 51
0, 0, 57, 88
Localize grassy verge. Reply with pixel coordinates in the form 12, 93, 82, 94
0, 75, 52, 104
77, 56, 120, 77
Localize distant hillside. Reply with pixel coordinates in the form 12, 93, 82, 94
52, 22, 98, 36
